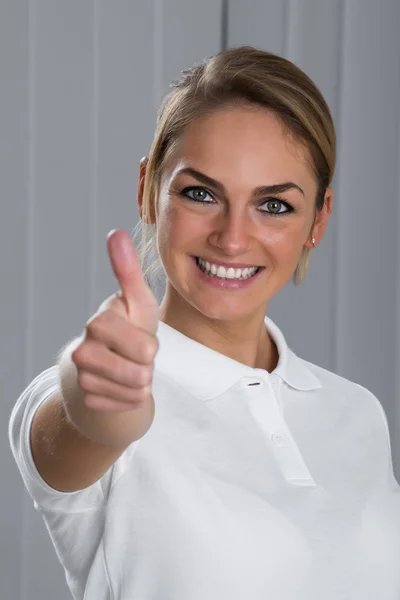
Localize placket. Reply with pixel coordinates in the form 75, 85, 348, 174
241, 374, 316, 487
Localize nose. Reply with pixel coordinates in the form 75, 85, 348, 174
208, 208, 253, 256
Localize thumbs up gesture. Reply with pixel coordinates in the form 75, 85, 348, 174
71, 229, 160, 414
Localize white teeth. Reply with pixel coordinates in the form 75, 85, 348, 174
197, 258, 258, 280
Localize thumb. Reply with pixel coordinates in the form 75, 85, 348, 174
106, 229, 159, 330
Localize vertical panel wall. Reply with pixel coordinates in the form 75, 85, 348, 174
2, 1, 223, 598
334, 0, 400, 474
0, 4, 30, 600
2, 1, 399, 598
23, 3, 94, 598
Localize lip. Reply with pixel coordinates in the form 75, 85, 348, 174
191, 255, 261, 269
190, 255, 265, 289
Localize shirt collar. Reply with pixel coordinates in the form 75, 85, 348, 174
154, 315, 322, 401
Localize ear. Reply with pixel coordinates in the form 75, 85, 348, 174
306, 186, 334, 248
137, 156, 149, 220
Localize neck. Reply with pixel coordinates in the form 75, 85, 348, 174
158, 292, 279, 373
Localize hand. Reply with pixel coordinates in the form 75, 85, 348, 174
71, 229, 160, 413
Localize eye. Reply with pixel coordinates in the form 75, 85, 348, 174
261, 198, 294, 216
180, 186, 214, 203
180, 187, 295, 216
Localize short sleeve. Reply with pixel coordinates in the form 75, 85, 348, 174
354, 383, 392, 454
8, 365, 109, 513
355, 382, 399, 490
373, 393, 393, 454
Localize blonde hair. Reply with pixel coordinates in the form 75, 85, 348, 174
131, 46, 336, 292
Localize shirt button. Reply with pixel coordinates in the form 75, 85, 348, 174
271, 432, 287, 448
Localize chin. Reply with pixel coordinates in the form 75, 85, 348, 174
191, 300, 261, 322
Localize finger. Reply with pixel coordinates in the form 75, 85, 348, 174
83, 310, 159, 365
73, 338, 153, 388
78, 370, 151, 405
84, 393, 149, 413
106, 229, 154, 320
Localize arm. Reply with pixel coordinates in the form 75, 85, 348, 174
30, 338, 155, 493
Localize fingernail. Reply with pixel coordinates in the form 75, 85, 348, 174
107, 229, 117, 240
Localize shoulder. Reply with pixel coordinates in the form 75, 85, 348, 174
300, 356, 391, 451
301, 356, 376, 399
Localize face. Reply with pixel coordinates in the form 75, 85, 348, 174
138, 105, 332, 326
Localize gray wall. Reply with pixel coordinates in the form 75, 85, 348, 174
2, 1, 400, 598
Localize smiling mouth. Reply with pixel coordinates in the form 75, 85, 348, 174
193, 255, 262, 270
194, 256, 263, 280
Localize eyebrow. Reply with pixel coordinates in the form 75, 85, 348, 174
174, 167, 305, 198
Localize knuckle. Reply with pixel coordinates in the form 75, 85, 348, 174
78, 371, 96, 392
86, 310, 115, 337
136, 367, 153, 387
72, 340, 99, 368
142, 338, 159, 364
85, 319, 104, 339
72, 344, 89, 365
153, 337, 160, 354
136, 385, 152, 402
71, 346, 82, 364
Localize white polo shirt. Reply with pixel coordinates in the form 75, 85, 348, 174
9, 315, 400, 600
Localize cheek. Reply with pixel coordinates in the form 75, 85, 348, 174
258, 224, 305, 260
157, 204, 203, 252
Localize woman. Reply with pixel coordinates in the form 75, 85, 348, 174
9, 46, 400, 600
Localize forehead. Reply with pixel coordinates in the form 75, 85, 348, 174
163, 106, 316, 193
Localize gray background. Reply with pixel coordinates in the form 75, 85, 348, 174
2, 1, 400, 598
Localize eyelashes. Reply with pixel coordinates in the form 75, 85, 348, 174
179, 185, 295, 217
